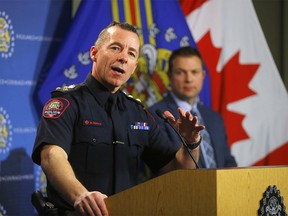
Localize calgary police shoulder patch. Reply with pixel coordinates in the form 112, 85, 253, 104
42, 98, 70, 119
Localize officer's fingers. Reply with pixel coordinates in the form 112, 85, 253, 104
191, 115, 198, 124
163, 111, 178, 130
74, 195, 95, 216
195, 125, 205, 132
184, 111, 193, 121
177, 107, 186, 118
74, 203, 86, 215
92, 192, 109, 216
83, 202, 96, 216
163, 111, 176, 123
97, 199, 109, 216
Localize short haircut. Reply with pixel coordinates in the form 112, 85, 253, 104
168, 46, 204, 74
95, 21, 139, 48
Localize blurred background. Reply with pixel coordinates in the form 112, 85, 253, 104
0, 0, 287, 215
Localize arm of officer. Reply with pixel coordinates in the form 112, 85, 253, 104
161, 108, 204, 171
40, 144, 109, 216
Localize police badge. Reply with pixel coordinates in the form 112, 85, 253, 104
258, 185, 287, 216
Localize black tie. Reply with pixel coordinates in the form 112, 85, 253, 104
106, 93, 130, 193
107, 94, 125, 145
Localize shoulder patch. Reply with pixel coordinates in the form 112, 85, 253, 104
42, 98, 70, 119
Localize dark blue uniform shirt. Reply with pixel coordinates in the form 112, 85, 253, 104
32, 72, 177, 210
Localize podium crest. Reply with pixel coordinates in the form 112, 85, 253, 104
259, 185, 287, 216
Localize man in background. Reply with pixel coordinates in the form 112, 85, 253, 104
149, 46, 237, 168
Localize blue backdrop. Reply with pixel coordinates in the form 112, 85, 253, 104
0, 1, 72, 215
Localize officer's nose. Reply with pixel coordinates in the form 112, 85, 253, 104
117, 52, 128, 64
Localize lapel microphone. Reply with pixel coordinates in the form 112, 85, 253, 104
155, 109, 200, 169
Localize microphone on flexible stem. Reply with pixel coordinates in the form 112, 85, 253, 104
155, 109, 200, 169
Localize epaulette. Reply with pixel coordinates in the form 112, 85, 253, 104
52, 84, 79, 97
55, 84, 78, 92
121, 90, 144, 107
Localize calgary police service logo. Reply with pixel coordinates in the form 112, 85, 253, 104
259, 185, 287, 216
0, 107, 12, 154
0, 11, 15, 59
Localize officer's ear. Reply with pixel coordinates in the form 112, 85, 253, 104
90, 46, 97, 61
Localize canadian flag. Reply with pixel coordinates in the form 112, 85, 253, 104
180, 0, 288, 166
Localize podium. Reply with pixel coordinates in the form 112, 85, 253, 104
105, 166, 288, 215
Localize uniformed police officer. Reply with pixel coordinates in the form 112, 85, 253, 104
32, 21, 204, 216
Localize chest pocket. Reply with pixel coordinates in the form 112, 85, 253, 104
71, 118, 149, 173
75, 122, 112, 145
70, 118, 114, 173
128, 129, 149, 158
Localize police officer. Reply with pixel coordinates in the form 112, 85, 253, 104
32, 21, 204, 216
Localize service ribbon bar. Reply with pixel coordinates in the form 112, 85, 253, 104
130, 122, 150, 130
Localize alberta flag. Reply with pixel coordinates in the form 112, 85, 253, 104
180, 0, 288, 166
35, 0, 211, 111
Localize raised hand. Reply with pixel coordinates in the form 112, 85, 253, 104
164, 107, 205, 144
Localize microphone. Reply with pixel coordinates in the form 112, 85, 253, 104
155, 109, 200, 169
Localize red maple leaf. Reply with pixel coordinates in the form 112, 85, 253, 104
197, 31, 259, 147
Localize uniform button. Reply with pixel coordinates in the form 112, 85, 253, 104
92, 138, 97, 143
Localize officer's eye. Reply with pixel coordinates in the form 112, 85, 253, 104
111, 46, 120, 51
129, 51, 136, 58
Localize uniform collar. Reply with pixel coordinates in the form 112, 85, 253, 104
84, 72, 118, 107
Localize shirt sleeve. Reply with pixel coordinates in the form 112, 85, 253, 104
141, 109, 179, 172
31, 94, 77, 165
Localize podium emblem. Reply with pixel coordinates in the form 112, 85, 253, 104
259, 185, 287, 216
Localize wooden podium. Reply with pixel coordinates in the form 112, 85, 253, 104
105, 166, 288, 215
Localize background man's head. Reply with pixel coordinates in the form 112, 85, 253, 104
168, 46, 206, 104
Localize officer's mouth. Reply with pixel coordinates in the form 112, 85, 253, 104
111, 66, 125, 74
